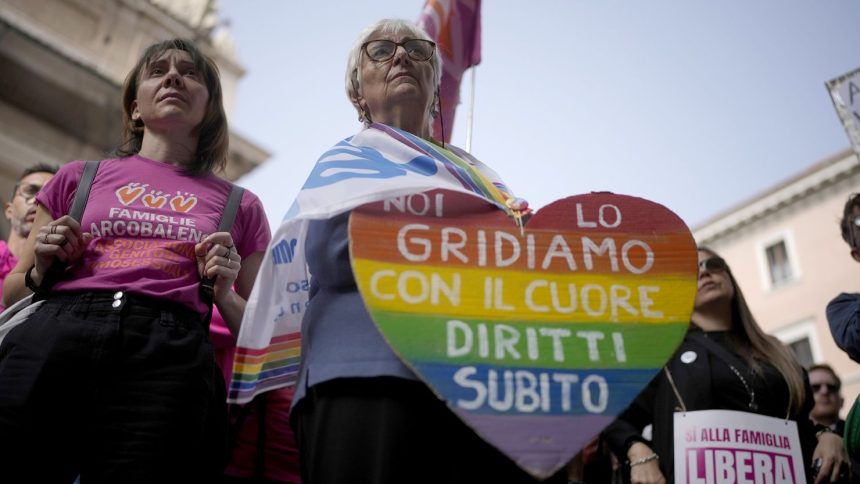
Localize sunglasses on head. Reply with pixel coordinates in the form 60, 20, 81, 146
811, 383, 839, 394
698, 257, 728, 273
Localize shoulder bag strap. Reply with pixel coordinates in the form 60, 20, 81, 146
687, 331, 750, 371
688, 331, 793, 419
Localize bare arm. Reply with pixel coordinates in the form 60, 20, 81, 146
195, 231, 264, 335
628, 442, 666, 484
812, 432, 848, 484
215, 251, 263, 335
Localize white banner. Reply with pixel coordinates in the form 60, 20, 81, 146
674, 410, 806, 484
826, 67, 860, 159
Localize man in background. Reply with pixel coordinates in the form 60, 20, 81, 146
0, 163, 58, 309
809, 363, 845, 432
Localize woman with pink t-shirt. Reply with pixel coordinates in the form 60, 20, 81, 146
0, 39, 270, 482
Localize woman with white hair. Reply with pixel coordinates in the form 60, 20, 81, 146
281, 18, 560, 484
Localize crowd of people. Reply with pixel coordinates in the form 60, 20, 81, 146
0, 17, 857, 484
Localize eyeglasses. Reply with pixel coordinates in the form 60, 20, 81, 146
698, 257, 728, 274
362, 39, 436, 62
13, 183, 43, 202
811, 383, 840, 395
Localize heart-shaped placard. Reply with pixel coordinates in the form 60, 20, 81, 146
349, 190, 698, 479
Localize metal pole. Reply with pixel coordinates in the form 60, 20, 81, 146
465, 67, 477, 152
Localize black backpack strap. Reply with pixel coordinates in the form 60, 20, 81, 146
200, 184, 245, 323
39, 160, 100, 296
217, 185, 267, 476
69, 160, 100, 222
218, 184, 245, 233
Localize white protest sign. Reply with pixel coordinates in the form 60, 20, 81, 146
674, 409, 806, 484
826, 67, 860, 159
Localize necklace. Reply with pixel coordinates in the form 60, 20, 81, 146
727, 364, 758, 411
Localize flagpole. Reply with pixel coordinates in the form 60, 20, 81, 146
465, 67, 476, 152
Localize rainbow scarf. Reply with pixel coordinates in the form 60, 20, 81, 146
230, 124, 520, 403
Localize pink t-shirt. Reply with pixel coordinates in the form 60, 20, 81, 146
37, 156, 271, 315
0, 240, 18, 311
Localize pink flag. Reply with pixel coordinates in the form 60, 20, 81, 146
417, 0, 482, 143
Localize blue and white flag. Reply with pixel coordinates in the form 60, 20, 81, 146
230, 123, 517, 403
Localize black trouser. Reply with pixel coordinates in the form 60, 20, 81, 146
293, 376, 569, 484
0, 291, 227, 483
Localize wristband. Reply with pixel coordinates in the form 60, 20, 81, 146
25, 265, 50, 297
815, 425, 835, 439
629, 453, 659, 467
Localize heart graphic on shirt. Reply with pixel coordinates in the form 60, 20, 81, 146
169, 194, 198, 213
142, 192, 168, 209
115, 184, 146, 206
349, 190, 698, 479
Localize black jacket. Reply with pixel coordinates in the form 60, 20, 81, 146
602, 330, 816, 482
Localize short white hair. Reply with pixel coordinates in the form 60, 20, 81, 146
344, 19, 443, 132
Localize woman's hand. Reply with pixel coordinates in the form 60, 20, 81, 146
31, 215, 91, 285
194, 232, 265, 336
194, 231, 241, 303
812, 431, 848, 484
628, 442, 666, 484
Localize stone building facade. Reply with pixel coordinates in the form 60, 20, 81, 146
0, 0, 268, 235
694, 148, 860, 411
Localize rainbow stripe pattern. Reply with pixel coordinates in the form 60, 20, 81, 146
349, 190, 697, 478
230, 124, 523, 404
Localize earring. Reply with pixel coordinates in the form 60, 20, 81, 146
359, 108, 372, 125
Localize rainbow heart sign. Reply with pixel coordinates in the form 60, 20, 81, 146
349, 190, 698, 479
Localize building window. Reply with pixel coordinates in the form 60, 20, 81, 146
765, 240, 793, 287
787, 337, 814, 369
773, 319, 821, 368
756, 231, 801, 292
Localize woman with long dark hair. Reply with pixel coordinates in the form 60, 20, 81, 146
603, 247, 847, 483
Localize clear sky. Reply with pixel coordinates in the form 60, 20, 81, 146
218, 0, 860, 230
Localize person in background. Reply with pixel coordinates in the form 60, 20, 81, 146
0, 163, 57, 309
603, 248, 847, 484
828, 194, 860, 362
809, 364, 845, 433
823, 193, 860, 483
0, 38, 270, 482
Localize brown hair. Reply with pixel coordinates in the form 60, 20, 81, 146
116, 38, 228, 175
840, 193, 860, 248
10, 163, 59, 200
698, 247, 806, 415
